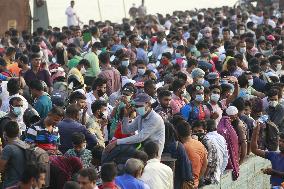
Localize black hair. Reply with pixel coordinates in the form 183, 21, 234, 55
175, 72, 187, 82
157, 90, 172, 99
251, 65, 261, 74
267, 89, 279, 98
232, 97, 245, 111
91, 145, 104, 161
175, 120, 191, 138
206, 119, 217, 132
65, 104, 81, 118
132, 150, 148, 165
136, 59, 146, 66
67, 47, 77, 56
101, 162, 117, 182
48, 106, 65, 117
165, 122, 179, 143
29, 80, 43, 91
7, 78, 20, 95
144, 80, 156, 89
4, 121, 19, 138
69, 91, 87, 103
78, 168, 97, 182
6, 47, 16, 56
91, 100, 107, 114
78, 59, 90, 67
143, 141, 159, 159
19, 54, 29, 64
192, 120, 206, 130
171, 79, 186, 93
99, 52, 110, 64
21, 163, 46, 184
238, 74, 249, 88
187, 58, 198, 68
72, 132, 86, 145
269, 55, 281, 65
9, 96, 22, 106
92, 78, 107, 90
63, 181, 80, 189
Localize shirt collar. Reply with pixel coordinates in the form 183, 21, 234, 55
147, 158, 160, 164
143, 110, 154, 120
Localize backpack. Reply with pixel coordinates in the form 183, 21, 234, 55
12, 141, 50, 186
264, 121, 279, 151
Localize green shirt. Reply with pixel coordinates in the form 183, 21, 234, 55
84, 52, 101, 77
67, 55, 82, 69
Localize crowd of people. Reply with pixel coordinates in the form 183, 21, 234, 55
0, 0, 284, 188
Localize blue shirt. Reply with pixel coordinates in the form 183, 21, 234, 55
265, 151, 284, 186
252, 76, 267, 93
34, 95, 52, 119
58, 118, 97, 153
115, 174, 148, 189
136, 48, 148, 64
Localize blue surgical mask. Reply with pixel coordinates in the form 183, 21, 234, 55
13, 106, 23, 117
121, 60, 130, 67
195, 94, 204, 102
137, 68, 146, 75
136, 106, 146, 116
175, 53, 181, 58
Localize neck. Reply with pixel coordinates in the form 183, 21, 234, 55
32, 67, 39, 73
142, 109, 151, 118
210, 100, 217, 105
7, 137, 19, 143
180, 136, 191, 143
19, 183, 32, 189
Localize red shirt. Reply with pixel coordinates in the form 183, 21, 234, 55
99, 181, 120, 189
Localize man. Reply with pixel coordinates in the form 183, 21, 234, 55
144, 80, 157, 105
141, 141, 173, 189
152, 32, 167, 59
7, 164, 46, 189
86, 100, 108, 147
68, 59, 90, 88
105, 93, 165, 157
128, 35, 139, 64
67, 47, 82, 69
99, 162, 120, 189
3, 47, 16, 66
251, 122, 284, 186
115, 158, 149, 189
29, 80, 52, 119
25, 107, 64, 154
268, 55, 282, 77
175, 120, 208, 188
86, 78, 108, 116
266, 89, 284, 133
77, 168, 99, 189
57, 104, 97, 153
69, 91, 88, 125
133, 60, 147, 82
24, 53, 52, 92
136, 41, 148, 64
83, 43, 101, 87
65, 0, 82, 27
170, 79, 187, 115
2, 78, 28, 113
154, 90, 172, 121
98, 52, 121, 96
206, 119, 228, 184
0, 121, 26, 188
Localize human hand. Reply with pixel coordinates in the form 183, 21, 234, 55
105, 140, 117, 153
261, 168, 274, 175
210, 112, 219, 120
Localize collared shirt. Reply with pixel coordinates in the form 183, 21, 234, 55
136, 48, 148, 64
25, 119, 60, 151
64, 148, 93, 168
68, 67, 84, 85
58, 118, 97, 153
99, 181, 120, 189
84, 51, 101, 77
153, 41, 167, 58
86, 115, 105, 147
34, 94, 52, 119
67, 55, 83, 69
170, 93, 186, 115
206, 131, 229, 183
117, 110, 165, 157
141, 158, 173, 189
154, 104, 172, 121
24, 69, 52, 87
115, 174, 149, 189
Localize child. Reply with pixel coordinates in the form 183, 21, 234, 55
64, 132, 93, 168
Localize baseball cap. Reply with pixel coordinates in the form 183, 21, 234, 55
133, 93, 151, 106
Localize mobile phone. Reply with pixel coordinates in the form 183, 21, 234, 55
258, 115, 269, 124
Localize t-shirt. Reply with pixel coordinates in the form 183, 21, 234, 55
1, 142, 25, 188
265, 151, 284, 186
183, 139, 207, 188
34, 95, 52, 119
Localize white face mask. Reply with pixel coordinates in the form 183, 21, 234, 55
197, 78, 205, 85
239, 47, 246, 54
137, 68, 146, 75
80, 66, 87, 74
248, 79, 254, 86
276, 64, 282, 71
210, 94, 220, 102
102, 111, 108, 119
121, 60, 130, 67
269, 100, 278, 107
239, 29, 245, 35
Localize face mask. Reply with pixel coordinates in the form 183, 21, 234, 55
13, 106, 23, 117
173, 42, 178, 48
137, 68, 146, 75
210, 94, 220, 102
239, 47, 246, 54
136, 106, 146, 116
195, 94, 204, 102
102, 111, 108, 119
193, 132, 206, 141
269, 100, 278, 108
121, 60, 130, 67
80, 66, 86, 74
239, 29, 245, 34
175, 53, 181, 58
126, 96, 131, 101
276, 64, 282, 71
197, 78, 205, 85
248, 79, 254, 86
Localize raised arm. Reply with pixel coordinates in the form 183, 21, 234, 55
251, 122, 266, 158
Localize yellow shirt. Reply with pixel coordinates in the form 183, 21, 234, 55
67, 67, 84, 85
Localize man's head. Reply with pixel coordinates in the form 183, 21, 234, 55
129, 35, 139, 48
78, 168, 97, 189
92, 78, 107, 97
99, 52, 110, 66
144, 79, 156, 97
133, 93, 152, 117
77, 59, 90, 71
192, 120, 206, 141
69, 91, 87, 109
30, 53, 42, 70
226, 106, 239, 122
29, 80, 44, 98
91, 100, 108, 119
269, 55, 282, 71
72, 132, 86, 153
0, 58, 7, 72
222, 28, 231, 41
191, 68, 205, 85
191, 85, 205, 103
64, 181, 80, 189
5, 47, 16, 60
136, 60, 147, 76
124, 158, 144, 178
101, 162, 117, 183
158, 90, 172, 108
175, 120, 191, 141
227, 58, 237, 73
4, 120, 19, 139
206, 119, 217, 132
144, 141, 159, 159
7, 78, 20, 95
267, 89, 279, 108
21, 164, 46, 189
209, 85, 221, 103
65, 104, 81, 121
9, 97, 23, 117
172, 79, 186, 95
91, 145, 104, 166
45, 107, 64, 127
71, 0, 75, 7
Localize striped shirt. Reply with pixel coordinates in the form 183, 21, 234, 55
25, 119, 60, 151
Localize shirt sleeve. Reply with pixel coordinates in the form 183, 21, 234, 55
25, 127, 37, 143
265, 151, 276, 161
121, 117, 139, 134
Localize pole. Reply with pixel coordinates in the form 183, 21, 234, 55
97, 0, 102, 21
123, 0, 127, 18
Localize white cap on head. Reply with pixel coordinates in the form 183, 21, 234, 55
226, 106, 238, 116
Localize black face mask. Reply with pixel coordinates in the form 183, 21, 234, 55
193, 132, 206, 141
97, 90, 104, 97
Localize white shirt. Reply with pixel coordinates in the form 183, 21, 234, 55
206, 131, 229, 182
65, 6, 78, 27
141, 158, 173, 189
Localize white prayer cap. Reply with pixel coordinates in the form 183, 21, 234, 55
226, 106, 238, 116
